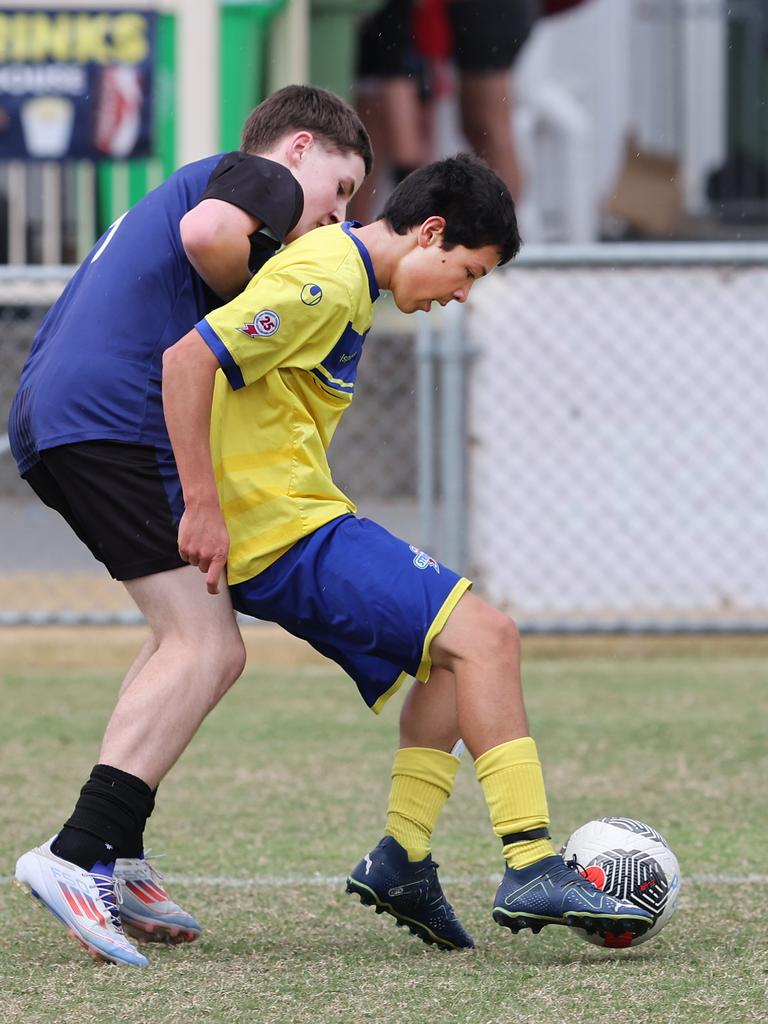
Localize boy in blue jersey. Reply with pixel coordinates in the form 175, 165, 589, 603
160, 155, 654, 954
11, 86, 372, 967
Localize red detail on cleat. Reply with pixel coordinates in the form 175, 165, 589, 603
128, 879, 169, 904
60, 884, 83, 917
581, 866, 607, 890
60, 884, 106, 927
604, 931, 634, 948
143, 880, 170, 901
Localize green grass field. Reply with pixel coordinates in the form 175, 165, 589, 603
1, 635, 766, 1024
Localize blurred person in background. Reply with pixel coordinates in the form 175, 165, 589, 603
352, 0, 594, 220
352, 0, 540, 220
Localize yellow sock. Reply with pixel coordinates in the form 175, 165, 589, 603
385, 747, 461, 862
475, 737, 556, 869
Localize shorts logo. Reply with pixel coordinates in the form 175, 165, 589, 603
238, 310, 280, 337
409, 545, 440, 573
300, 283, 323, 306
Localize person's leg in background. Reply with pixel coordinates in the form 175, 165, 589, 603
352, 0, 431, 220
449, 0, 540, 199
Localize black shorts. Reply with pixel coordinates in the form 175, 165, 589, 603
357, 0, 427, 80
447, 0, 539, 74
357, 1, 538, 78
23, 441, 187, 581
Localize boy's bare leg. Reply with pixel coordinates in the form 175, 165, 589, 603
398, 667, 460, 751
348, 612, 523, 951
348, 665, 477, 950
115, 634, 158, 700
422, 591, 654, 939
15, 565, 247, 956
100, 565, 246, 788
429, 590, 528, 757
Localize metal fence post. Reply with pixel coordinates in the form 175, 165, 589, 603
415, 311, 436, 551
439, 301, 468, 572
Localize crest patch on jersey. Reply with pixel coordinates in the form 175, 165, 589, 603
409, 545, 440, 573
238, 310, 280, 337
300, 283, 323, 306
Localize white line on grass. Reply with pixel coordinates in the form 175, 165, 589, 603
3, 872, 767, 888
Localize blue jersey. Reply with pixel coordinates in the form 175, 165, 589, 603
8, 153, 302, 475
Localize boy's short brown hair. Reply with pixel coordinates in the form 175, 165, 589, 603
241, 85, 373, 175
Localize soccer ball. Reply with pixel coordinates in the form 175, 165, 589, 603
560, 817, 681, 948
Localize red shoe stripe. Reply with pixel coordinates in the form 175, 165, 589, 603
61, 884, 106, 928
60, 883, 84, 917
85, 894, 107, 928
73, 891, 97, 921
128, 879, 168, 904
127, 881, 154, 904
143, 880, 169, 901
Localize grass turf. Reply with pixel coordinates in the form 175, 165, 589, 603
1, 637, 766, 1023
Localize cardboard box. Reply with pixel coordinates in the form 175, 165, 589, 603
605, 135, 684, 237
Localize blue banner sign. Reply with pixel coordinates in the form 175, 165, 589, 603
0, 8, 157, 160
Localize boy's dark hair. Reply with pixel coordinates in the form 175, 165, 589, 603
381, 154, 521, 265
241, 85, 373, 176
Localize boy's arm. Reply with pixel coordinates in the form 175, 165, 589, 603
180, 200, 260, 302
182, 152, 304, 301
162, 329, 228, 595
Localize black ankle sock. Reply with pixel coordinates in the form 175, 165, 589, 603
51, 764, 155, 869
51, 826, 118, 871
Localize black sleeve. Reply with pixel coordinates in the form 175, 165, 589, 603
200, 152, 304, 243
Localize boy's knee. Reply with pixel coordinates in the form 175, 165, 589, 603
211, 635, 247, 694
481, 607, 520, 659
161, 623, 246, 698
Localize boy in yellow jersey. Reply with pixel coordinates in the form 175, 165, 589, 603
163, 154, 653, 951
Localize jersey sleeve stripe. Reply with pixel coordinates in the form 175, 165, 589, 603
195, 318, 246, 390
312, 363, 356, 391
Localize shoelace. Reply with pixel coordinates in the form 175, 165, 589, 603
91, 871, 125, 931
564, 855, 588, 876
137, 849, 166, 883
545, 858, 592, 889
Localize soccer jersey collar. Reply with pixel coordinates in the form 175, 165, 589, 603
342, 221, 380, 303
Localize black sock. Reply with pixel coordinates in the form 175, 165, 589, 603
51, 764, 155, 870
118, 785, 157, 859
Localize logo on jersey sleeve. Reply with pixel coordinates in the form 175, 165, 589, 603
237, 310, 280, 337
300, 283, 323, 306
409, 545, 440, 573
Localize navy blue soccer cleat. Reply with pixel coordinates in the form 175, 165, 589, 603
492, 854, 654, 940
346, 836, 475, 951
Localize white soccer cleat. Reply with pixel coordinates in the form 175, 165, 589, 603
114, 854, 202, 944
15, 837, 149, 967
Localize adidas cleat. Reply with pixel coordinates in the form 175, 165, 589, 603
346, 835, 474, 951
492, 854, 654, 940
15, 837, 148, 967
115, 854, 202, 944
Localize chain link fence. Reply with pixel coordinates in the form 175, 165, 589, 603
3, 247, 768, 631
466, 243, 768, 631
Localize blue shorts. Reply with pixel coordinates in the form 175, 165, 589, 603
229, 514, 471, 713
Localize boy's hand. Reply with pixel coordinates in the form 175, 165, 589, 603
177, 505, 230, 595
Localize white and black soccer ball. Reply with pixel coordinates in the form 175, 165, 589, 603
560, 817, 681, 948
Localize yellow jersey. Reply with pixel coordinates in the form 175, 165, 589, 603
195, 222, 379, 584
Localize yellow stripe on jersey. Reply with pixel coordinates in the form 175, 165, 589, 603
199, 223, 377, 585
312, 361, 356, 391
